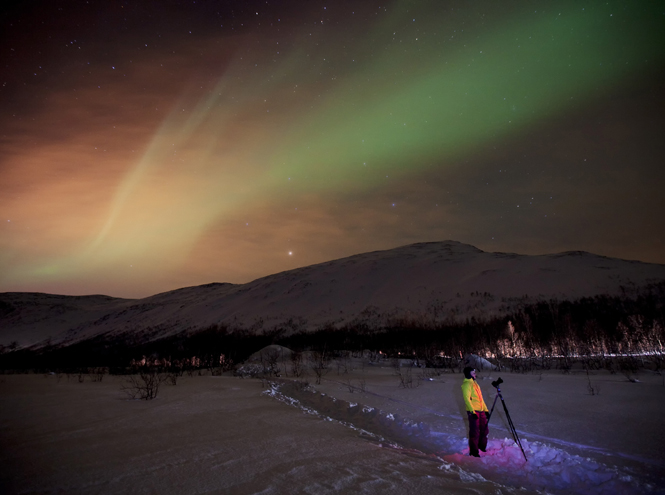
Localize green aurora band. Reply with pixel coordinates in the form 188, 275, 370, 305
18, 0, 665, 286
267, 1, 663, 188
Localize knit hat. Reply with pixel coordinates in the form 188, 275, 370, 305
463, 366, 475, 379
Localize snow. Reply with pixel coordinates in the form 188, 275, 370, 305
2, 363, 663, 494
265, 363, 665, 495
1, 241, 665, 492
3, 241, 665, 348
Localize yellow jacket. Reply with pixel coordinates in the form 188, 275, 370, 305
461, 378, 488, 413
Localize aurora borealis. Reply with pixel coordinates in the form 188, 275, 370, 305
1, 0, 664, 298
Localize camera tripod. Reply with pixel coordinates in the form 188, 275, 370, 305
487, 378, 528, 462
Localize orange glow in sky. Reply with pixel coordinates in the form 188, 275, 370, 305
1, 1, 664, 297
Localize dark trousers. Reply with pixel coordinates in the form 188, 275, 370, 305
467, 411, 488, 455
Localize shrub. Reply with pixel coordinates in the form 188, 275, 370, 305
121, 371, 164, 400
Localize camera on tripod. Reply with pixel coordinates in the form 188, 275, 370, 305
491, 377, 503, 389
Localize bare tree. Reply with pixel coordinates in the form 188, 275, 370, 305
393, 359, 419, 389
262, 349, 282, 377
310, 350, 330, 385
586, 369, 601, 396
89, 367, 107, 382
345, 378, 367, 393
164, 372, 179, 385
122, 371, 164, 400
334, 351, 351, 375
290, 350, 304, 377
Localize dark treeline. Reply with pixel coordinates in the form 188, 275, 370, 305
0, 327, 278, 373
1, 283, 663, 373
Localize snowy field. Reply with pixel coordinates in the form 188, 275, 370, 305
1, 363, 664, 494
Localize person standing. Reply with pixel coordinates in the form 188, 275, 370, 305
461, 366, 489, 457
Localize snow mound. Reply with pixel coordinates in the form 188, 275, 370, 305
463, 354, 498, 371
246, 344, 293, 363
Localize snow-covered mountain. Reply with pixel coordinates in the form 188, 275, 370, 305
2, 241, 664, 349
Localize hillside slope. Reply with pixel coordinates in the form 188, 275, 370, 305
2, 241, 664, 349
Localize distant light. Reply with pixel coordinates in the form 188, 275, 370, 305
288, 251, 293, 256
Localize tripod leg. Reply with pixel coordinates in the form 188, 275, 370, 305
487, 394, 499, 423
499, 394, 528, 462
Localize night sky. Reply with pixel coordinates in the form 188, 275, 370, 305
1, 0, 664, 298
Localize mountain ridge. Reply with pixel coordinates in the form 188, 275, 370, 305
2, 241, 664, 349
